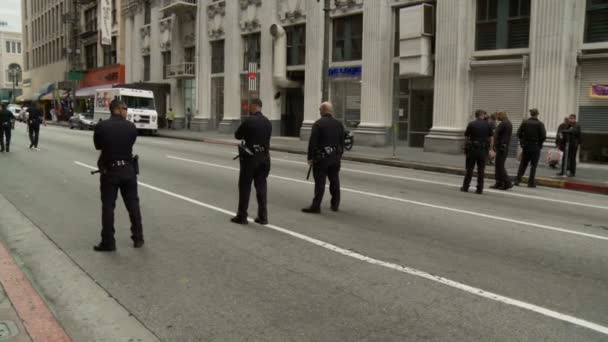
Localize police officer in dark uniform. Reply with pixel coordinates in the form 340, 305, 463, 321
93, 99, 144, 251
461, 110, 492, 194
491, 111, 513, 190
558, 114, 581, 177
515, 108, 546, 187
302, 102, 345, 213
26, 103, 45, 150
231, 98, 272, 225
0, 103, 15, 153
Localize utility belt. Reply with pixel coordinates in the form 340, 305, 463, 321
314, 146, 339, 160
1, 121, 10, 127
107, 160, 131, 168
236, 142, 267, 160
101, 156, 139, 174
467, 141, 488, 150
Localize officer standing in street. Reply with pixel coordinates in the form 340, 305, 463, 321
93, 99, 144, 252
515, 109, 546, 188
231, 98, 272, 225
0, 103, 15, 153
490, 111, 513, 190
461, 110, 492, 194
302, 102, 345, 213
26, 102, 45, 150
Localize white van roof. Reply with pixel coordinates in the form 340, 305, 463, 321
96, 88, 154, 98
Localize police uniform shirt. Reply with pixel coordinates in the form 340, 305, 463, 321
465, 119, 492, 145
27, 107, 43, 124
307, 114, 345, 161
494, 120, 513, 147
517, 117, 546, 147
0, 109, 15, 125
234, 112, 272, 151
94, 115, 137, 165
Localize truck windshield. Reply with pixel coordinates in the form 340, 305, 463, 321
122, 96, 155, 110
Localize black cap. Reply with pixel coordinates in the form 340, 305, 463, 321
250, 98, 263, 107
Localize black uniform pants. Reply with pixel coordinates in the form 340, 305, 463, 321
28, 123, 40, 148
311, 157, 341, 210
494, 148, 510, 187
237, 155, 270, 220
463, 148, 486, 191
517, 146, 540, 185
562, 144, 578, 176
100, 166, 143, 245
0, 124, 11, 151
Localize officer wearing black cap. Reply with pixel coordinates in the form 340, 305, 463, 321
93, 98, 144, 251
0, 103, 15, 153
231, 98, 272, 225
461, 110, 493, 194
515, 108, 546, 187
26, 102, 45, 150
302, 101, 345, 213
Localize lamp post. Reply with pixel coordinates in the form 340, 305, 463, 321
8, 67, 21, 104
317, 0, 331, 101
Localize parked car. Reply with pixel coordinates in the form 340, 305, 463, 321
69, 112, 96, 130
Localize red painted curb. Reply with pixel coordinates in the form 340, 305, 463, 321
563, 180, 608, 195
0, 241, 71, 342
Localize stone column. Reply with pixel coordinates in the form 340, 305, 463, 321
218, 0, 242, 134
357, 0, 393, 147
170, 15, 185, 129
527, 0, 579, 139
149, 3, 162, 82
132, 10, 144, 82
300, 0, 324, 141
192, 0, 212, 131
424, 0, 474, 154
124, 15, 134, 83
260, 0, 281, 135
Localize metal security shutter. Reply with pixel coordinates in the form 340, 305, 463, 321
579, 60, 608, 132
472, 65, 526, 156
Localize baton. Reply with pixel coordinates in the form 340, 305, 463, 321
306, 165, 312, 180
90, 170, 100, 175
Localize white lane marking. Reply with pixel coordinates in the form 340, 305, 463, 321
266, 156, 608, 211
73, 160, 608, 336
167, 155, 608, 242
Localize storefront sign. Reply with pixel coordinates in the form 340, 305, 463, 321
99, 0, 112, 45
328, 66, 362, 78
81, 65, 125, 87
590, 84, 608, 99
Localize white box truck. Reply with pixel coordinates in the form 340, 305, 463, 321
94, 88, 158, 134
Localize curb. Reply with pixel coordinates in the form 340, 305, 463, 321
159, 133, 608, 195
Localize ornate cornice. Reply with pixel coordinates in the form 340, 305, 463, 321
331, 0, 363, 16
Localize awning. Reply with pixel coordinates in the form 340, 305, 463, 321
40, 89, 68, 101
75, 84, 114, 97
15, 95, 25, 102
30, 82, 56, 101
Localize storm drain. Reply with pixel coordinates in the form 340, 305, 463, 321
0, 321, 19, 340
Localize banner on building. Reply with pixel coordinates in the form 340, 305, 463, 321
590, 84, 608, 99
99, 0, 112, 46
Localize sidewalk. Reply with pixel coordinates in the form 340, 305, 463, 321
158, 128, 608, 195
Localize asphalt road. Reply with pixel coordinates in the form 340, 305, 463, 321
1, 123, 607, 342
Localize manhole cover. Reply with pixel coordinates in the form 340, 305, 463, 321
0, 321, 19, 340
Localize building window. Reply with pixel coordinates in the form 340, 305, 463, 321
84, 6, 98, 33
585, 0, 608, 43
476, 0, 530, 51
184, 47, 195, 63
103, 36, 117, 65
17, 42, 21, 54
85, 43, 97, 69
211, 77, 224, 126
242, 33, 261, 71
144, 1, 151, 25
286, 24, 306, 66
240, 74, 260, 116
6, 41, 10, 53
211, 40, 225, 74
332, 14, 363, 62
112, 0, 117, 25
331, 79, 361, 129
25, 52, 30, 70
143, 55, 150, 81
184, 79, 195, 118
162, 51, 171, 79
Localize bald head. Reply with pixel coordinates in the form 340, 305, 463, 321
320, 102, 334, 116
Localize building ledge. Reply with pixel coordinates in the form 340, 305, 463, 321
581, 42, 608, 52
472, 48, 530, 59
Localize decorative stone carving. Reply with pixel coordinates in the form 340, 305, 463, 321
207, 1, 226, 39
140, 25, 151, 54
122, 0, 143, 16
277, 0, 306, 24
239, 0, 262, 33
159, 16, 174, 51
331, 0, 363, 16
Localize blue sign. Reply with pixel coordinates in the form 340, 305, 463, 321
328, 66, 362, 78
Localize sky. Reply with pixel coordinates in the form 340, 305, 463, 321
0, 0, 22, 32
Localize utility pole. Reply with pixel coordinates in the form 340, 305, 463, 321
318, 0, 331, 101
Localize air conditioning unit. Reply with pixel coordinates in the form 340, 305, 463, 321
399, 3, 434, 77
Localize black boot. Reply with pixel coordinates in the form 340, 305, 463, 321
93, 242, 116, 252
230, 216, 248, 225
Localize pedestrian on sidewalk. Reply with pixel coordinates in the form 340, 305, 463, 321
302, 102, 345, 214
558, 114, 581, 177
166, 108, 175, 129
93, 99, 144, 252
550, 117, 569, 169
515, 109, 546, 188
26, 102, 46, 151
491, 111, 513, 190
0, 103, 16, 153
461, 110, 492, 194
231, 98, 272, 225
186, 107, 193, 130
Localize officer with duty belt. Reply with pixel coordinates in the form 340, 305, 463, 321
461, 110, 493, 194
231, 98, 272, 225
93, 99, 144, 252
0, 103, 15, 153
515, 108, 546, 188
491, 111, 513, 190
302, 102, 344, 213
